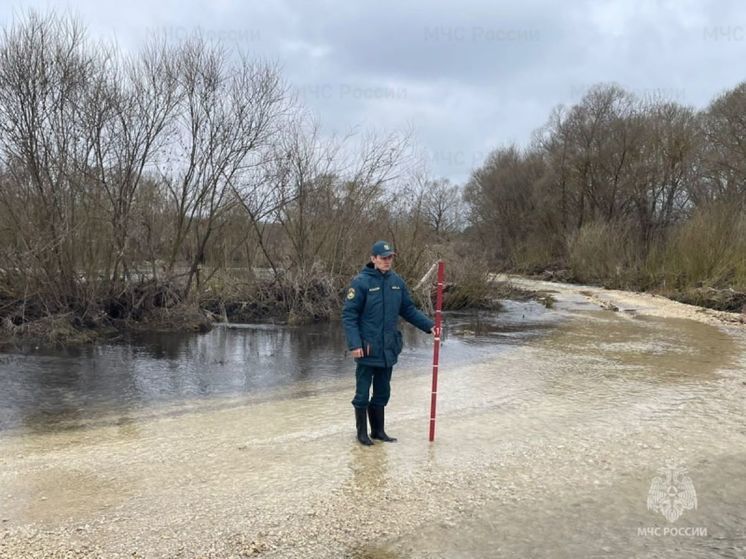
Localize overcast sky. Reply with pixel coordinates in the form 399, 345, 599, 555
2, 0, 745, 183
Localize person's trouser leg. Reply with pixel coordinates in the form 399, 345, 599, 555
352, 363, 374, 445
370, 366, 392, 407
352, 363, 375, 409
369, 366, 396, 442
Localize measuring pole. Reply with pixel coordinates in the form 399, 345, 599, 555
429, 260, 445, 442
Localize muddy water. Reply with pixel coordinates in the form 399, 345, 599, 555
0, 301, 554, 435
0, 291, 744, 558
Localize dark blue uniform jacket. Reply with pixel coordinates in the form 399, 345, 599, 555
342, 263, 434, 367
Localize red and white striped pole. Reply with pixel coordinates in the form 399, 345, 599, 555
429, 260, 445, 442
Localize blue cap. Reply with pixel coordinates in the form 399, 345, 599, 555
371, 240, 396, 257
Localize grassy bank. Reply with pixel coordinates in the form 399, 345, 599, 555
529, 268, 746, 314
0, 266, 551, 350
511, 207, 746, 314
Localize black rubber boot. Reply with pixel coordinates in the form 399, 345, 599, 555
368, 404, 397, 442
355, 407, 374, 446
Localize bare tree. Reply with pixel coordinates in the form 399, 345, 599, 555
421, 178, 463, 237
464, 145, 546, 262
79, 38, 181, 287
156, 37, 288, 297
265, 115, 340, 275
697, 82, 746, 206
0, 11, 96, 309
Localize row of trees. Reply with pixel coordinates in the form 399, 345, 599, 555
465, 82, 746, 293
4, 11, 742, 336
0, 12, 465, 330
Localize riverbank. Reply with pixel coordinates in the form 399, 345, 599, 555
496, 274, 746, 328
1, 277, 744, 557
531, 269, 746, 313
0, 278, 546, 351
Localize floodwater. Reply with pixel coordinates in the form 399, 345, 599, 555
0, 289, 744, 558
0, 300, 555, 435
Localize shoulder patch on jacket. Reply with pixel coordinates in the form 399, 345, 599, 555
347, 287, 356, 300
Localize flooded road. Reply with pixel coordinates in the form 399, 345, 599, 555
0, 282, 744, 558
0, 301, 555, 435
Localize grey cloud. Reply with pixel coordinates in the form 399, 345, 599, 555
1, 0, 745, 183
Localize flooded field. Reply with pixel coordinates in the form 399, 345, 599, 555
0, 281, 744, 558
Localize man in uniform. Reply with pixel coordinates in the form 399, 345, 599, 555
342, 241, 436, 446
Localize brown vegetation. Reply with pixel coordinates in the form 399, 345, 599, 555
2, 12, 742, 346
465, 83, 746, 304
0, 12, 478, 345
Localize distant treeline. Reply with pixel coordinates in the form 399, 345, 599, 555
464, 81, 746, 307
0, 11, 468, 340
1, 11, 743, 345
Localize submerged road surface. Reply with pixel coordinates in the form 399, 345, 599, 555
1, 279, 745, 558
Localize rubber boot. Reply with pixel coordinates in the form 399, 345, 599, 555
368, 404, 397, 442
355, 407, 374, 446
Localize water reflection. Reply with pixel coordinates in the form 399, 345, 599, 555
0, 302, 558, 434
348, 442, 390, 493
